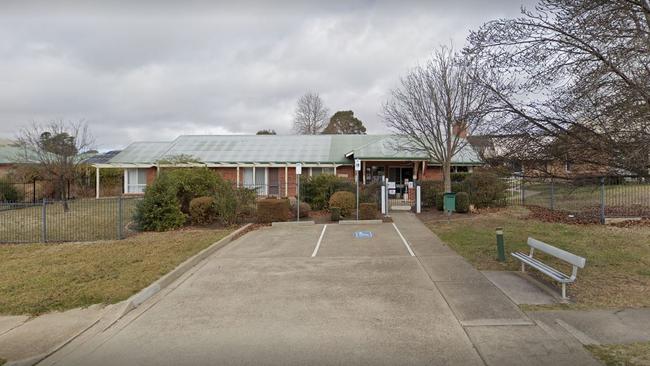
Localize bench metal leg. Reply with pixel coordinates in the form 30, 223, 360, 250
562, 283, 567, 299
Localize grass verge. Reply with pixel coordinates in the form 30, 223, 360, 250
420, 207, 650, 309
586, 341, 650, 366
0, 228, 233, 315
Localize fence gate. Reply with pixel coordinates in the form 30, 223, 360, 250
381, 179, 418, 212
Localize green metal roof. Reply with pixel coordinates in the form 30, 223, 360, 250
106, 135, 483, 165
0, 139, 37, 164
348, 136, 482, 164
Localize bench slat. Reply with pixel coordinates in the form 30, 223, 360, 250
528, 238, 586, 268
512, 252, 573, 282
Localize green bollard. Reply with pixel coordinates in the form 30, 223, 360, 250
496, 227, 506, 262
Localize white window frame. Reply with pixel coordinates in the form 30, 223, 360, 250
124, 168, 147, 194
242, 167, 268, 195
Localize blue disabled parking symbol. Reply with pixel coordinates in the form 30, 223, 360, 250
354, 231, 374, 239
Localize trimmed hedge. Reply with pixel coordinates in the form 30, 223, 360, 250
435, 192, 445, 211
359, 203, 378, 220
461, 170, 507, 208
257, 198, 290, 223
330, 207, 341, 221
329, 191, 355, 217
189, 196, 216, 225
455, 192, 470, 213
420, 180, 442, 208
292, 201, 311, 218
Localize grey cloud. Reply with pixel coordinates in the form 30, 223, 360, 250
0, 0, 535, 150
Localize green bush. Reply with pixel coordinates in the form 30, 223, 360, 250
257, 198, 289, 223
301, 174, 354, 210
359, 183, 380, 204
234, 187, 257, 221
330, 207, 341, 221
420, 180, 442, 208
329, 191, 355, 217
359, 203, 378, 220
455, 192, 470, 213
189, 196, 216, 225
292, 201, 311, 218
451, 172, 470, 182
0, 180, 21, 202
213, 190, 237, 224
435, 192, 445, 211
133, 174, 186, 231
461, 170, 507, 208
166, 168, 227, 213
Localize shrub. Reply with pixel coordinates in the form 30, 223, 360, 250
359, 203, 378, 220
451, 172, 470, 182
133, 174, 186, 231
462, 170, 507, 208
455, 192, 470, 213
301, 174, 354, 210
292, 201, 311, 218
330, 207, 341, 221
189, 196, 216, 225
329, 191, 355, 217
234, 187, 257, 221
0, 180, 21, 202
435, 192, 445, 211
420, 180, 442, 208
213, 191, 237, 224
359, 183, 380, 204
257, 198, 289, 223
165, 168, 227, 213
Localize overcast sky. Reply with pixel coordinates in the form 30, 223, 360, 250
0, 0, 533, 150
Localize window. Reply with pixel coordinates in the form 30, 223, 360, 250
242, 167, 267, 195
311, 167, 334, 176
126, 168, 147, 193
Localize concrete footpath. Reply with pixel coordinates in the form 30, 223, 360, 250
28, 213, 605, 365
0, 304, 112, 362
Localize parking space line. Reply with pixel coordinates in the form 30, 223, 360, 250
311, 224, 327, 257
392, 223, 415, 257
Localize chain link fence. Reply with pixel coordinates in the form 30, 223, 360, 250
505, 176, 650, 223
0, 197, 142, 243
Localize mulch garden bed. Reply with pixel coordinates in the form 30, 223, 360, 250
525, 205, 650, 227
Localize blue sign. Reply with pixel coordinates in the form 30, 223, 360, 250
354, 231, 374, 239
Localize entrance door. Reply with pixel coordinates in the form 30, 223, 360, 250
268, 168, 279, 196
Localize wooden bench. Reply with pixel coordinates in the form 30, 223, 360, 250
512, 238, 586, 299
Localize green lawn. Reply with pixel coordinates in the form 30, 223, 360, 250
0, 198, 140, 243
586, 341, 650, 366
420, 207, 650, 309
0, 228, 232, 315
522, 183, 650, 213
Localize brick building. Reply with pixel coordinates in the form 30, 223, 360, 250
92, 135, 482, 198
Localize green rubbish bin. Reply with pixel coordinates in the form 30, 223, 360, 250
443, 192, 456, 213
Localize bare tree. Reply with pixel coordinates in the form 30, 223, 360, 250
292, 92, 329, 134
383, 46, 497, 192
15, 120, 94, 211
466, 0, 650, 176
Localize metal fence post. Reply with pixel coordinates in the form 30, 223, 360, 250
599, 177, 606, 224
118, 196, 124, 239
41, 198, 47, 243
521, 179, 526, 206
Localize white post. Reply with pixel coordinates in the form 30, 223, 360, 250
285, 164, 288, 197
95, 167, 100, 199
236, 165, 240, 187
416, 185, 421, 213
123, 169, 128, 194
381, 185, 386, 214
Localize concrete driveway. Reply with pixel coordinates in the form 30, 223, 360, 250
41, 214, 600, 366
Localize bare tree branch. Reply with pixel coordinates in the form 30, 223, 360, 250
292, 92, 329, 135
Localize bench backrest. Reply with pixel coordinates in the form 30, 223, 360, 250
527, 237, 586, 268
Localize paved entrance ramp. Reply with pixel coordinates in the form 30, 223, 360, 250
316, 224, 408, 257
482, 271, 557, 305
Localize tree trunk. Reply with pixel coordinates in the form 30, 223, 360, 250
60, 179, 69, 212
443, 159, 452, 193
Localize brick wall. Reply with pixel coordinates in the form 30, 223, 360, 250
422, 165, 443, 181
212, 167, 239, 184
336, 165, 354, 180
